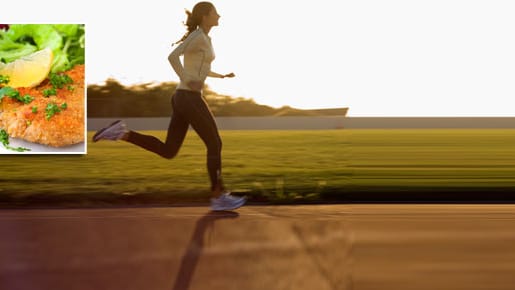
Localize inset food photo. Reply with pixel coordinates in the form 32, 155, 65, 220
0, 24, 85, 154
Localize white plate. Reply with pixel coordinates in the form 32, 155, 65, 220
0, 137, 85, 154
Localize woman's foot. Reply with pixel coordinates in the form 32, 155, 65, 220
92, 120, 128, 142
210, 192, 246, 211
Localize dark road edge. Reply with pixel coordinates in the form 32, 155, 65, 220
1, 186, 515, 209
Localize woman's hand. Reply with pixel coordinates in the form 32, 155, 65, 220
223, 73, 235, 78
187, 80, 203, 91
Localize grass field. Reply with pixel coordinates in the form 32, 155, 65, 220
1, 129, 514, 205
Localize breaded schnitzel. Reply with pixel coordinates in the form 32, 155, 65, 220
0, 64, 84, 147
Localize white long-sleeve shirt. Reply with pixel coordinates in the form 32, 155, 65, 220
168, 28, 219, 91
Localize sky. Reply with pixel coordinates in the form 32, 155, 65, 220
3, 0, 515, 116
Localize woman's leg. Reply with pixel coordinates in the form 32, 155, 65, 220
178, 93, 224, 195
125, 92, 189, 159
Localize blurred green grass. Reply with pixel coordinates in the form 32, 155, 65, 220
1, 129, 514, 205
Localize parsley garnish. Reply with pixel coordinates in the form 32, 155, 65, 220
0, 129, 31, 152
41, 73, 74, 97
45, 102, 68, 120
42, 87, 57, 97
0, 75, 9, 85
49, 73, 73, 89
19, 94, 34, 104
32, 106, 38, 114
0, 87, 34, 104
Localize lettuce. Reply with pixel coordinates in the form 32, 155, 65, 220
0, 33, 37, 63
0, 24, 84, 73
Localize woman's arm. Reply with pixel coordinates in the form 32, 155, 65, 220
208, 71, 235, 78
168, 32, 200, 81
168, 44, 186, 81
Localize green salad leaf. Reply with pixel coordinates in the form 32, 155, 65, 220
0, 35, 37, 63
0, 24, 85, 73
0, 74, 9, 85
0, 86, 18, 101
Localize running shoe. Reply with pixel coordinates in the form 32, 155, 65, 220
210, 192, 246, 211
92, 120, 128, 142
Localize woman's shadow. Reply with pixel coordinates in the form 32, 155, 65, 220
172, 210, 240, 290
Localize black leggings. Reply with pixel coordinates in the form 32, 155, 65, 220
126, 90, 223, 191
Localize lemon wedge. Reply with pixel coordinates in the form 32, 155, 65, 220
0, 48, 53, 88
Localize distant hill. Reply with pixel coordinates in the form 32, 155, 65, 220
87, 79, 348, 118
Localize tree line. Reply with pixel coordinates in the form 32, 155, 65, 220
87, 79, 347, 118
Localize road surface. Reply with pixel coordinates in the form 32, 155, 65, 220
1, 204, 515, 290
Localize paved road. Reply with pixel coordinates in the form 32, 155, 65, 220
1, 205, 515, 290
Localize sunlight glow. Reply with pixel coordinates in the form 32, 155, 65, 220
3, 0, 515, 116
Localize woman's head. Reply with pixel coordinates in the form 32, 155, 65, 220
175, 2, 219, 44
186, 2, 219, 31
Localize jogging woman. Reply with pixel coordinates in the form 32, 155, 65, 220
93, 2, 246, 211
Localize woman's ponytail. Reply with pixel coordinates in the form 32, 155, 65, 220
174, 2, 214, 46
